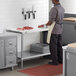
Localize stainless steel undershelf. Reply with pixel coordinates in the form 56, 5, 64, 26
18, 51, 50, 60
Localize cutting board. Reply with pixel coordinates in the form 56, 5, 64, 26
64, 17, 76, 22
68, 43, 76, 48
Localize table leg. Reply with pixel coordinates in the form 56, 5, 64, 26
21, 59, 23, 69
21, 33, 24, 69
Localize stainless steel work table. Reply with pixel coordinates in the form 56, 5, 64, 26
6, 27, 50, 68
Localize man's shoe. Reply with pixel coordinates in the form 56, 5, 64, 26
48, 62, 59, 65
58, 60, 63, 64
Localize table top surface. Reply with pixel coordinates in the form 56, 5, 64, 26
6, 27, 48, 34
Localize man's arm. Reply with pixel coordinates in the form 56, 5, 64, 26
46, 7, 57, 26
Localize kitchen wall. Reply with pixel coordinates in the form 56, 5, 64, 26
0, 0, 49, 30
20, 0, 49, 27
49, 0, 76, 14
49, 0, 52, 10
0, 0, 21, 30
60, 0, 76, 14
0, 0, 49, 52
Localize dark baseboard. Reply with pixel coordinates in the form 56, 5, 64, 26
64, 13, 76, 18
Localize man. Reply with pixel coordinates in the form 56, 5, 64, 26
46, 0, 65, 65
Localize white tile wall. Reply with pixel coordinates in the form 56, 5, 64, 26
20, 0, 49, 27
60, 0, 76, 14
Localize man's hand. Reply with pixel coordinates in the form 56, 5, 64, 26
46, 21, 53, 26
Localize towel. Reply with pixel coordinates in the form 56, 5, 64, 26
47, 21, 55, 44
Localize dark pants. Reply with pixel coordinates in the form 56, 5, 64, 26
49, 34, 63, 63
